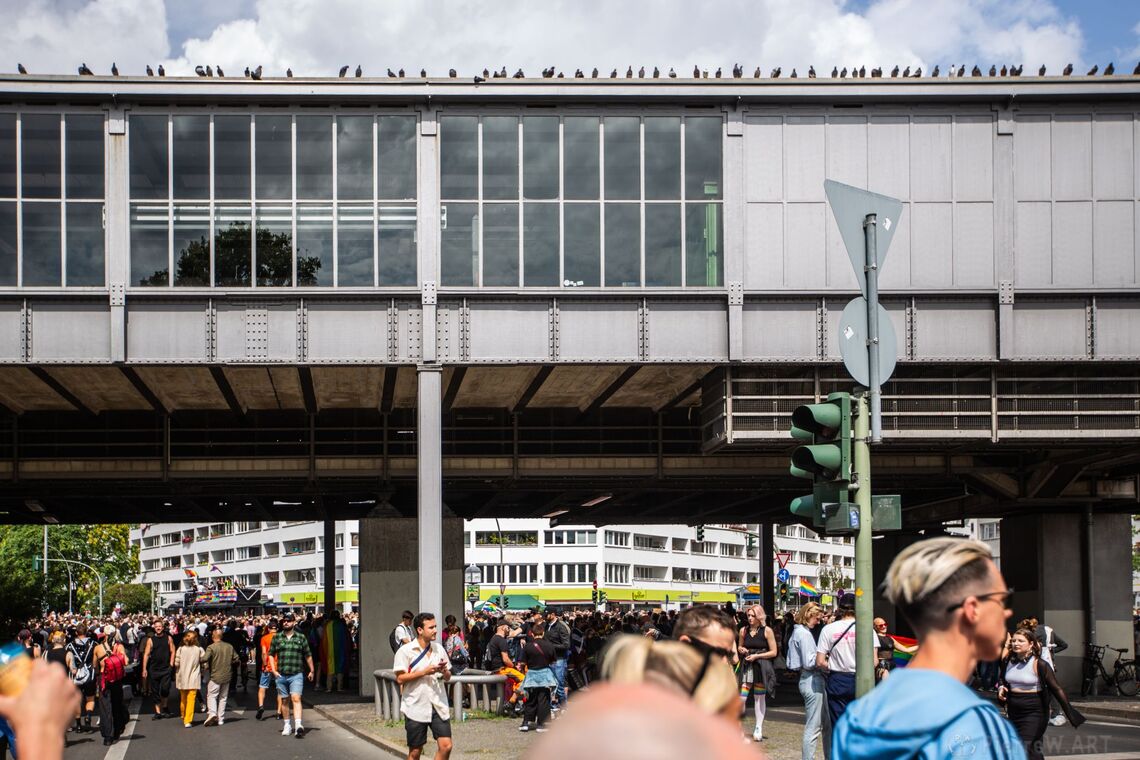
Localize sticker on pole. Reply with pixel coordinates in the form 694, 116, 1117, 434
838, 296, 898, 387
824, 179, 904, 298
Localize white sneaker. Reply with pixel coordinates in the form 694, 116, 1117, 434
217, 718, 225, 726
282, 721, 293, 736
1049, 715, 1065, 726
752, 728, 762, 742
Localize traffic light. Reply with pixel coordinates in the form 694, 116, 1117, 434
592, 589, 599, 605
778, 582, 788, 601
746, 534, 755, 552
503, 596, 510, 609
600, 591, 608, 604
789, 392, 853, 528
696, 525, 705, 542
32, 557, 40, 571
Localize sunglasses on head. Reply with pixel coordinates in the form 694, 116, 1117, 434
684, 636, 734, 662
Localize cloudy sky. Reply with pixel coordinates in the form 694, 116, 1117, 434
2, 0, 1136, 78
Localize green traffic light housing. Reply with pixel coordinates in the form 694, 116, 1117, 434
788, 392, 853, 528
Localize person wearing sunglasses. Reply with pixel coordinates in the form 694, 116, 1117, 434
670, 605, 737, 666
832, 537, 1026, 760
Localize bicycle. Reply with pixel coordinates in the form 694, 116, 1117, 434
1081, 643, 1139, 697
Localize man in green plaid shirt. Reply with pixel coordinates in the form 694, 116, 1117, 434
269, 613, 315, 738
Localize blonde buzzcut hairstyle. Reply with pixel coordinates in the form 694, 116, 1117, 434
795, 602, 823, 626
600, 635, 738, 717
883, 537, 994, 634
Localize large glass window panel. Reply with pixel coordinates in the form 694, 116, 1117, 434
22, 202, 61, 285
564, 117, 599, 200
65, 202, 104, 286
0, 115, 15, 197
0, 202, 14, 284
604, 203, 640, 286
686, 202, 723, 286
296, 116, 333, 199
523, 203, 558, 286
563, 203, 599, 286
172, 204, 210, 286
483, 117, 519, 201
604, 117, 640, 200
214, 205, 252, 287
296, 204, 333, 286
129, 115, 168, 200
172, 115, 209, 199
337, 116, 372, 200
440, 117, 477, 199
685, 117, 723, 199
523, 117, 558, 200
644, 117, 681, 200
255, 115, 291, 200
65, 115, 104, 200
337, 204, 374, 286
213, 116, 251, 199
22, 114, 61, 199
131, 203, 169, 285
645, 204, 681, 286
378, 116, 416, 199
378, 203, 416, 286
253, 204, 290, 286
482, 203, 519, 286
440, 202, 477, 285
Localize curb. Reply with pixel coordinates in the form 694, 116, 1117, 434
1073, 707, 1140, 726
305, 699, 407, 759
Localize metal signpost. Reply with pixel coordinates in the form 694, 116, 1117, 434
823, 179, 904, 697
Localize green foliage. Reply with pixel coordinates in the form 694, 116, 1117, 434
0, 524, 140, 632
139, 222, 322, 286
1133, 516, 1140, 573
107, 583, 154, 613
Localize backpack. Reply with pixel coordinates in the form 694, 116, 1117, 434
389, 625, 405, 653
101, 645, 125, 687
68, 639, 95, 686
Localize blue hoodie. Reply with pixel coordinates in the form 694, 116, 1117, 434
832, 668, 1026, 760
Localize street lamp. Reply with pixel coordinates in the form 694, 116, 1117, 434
464, 564, 483, 610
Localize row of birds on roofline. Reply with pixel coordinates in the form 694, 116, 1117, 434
15, 61, 1140, 79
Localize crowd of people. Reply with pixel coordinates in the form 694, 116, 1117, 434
0, 537, 1101, 760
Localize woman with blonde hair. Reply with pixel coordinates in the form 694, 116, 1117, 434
737, 605, 778, 741
173, 630, 205, 727
786, 601, 826, 760
600, 635, 739, 724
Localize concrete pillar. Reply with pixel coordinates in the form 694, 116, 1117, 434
323, 518, 336, 614
358, 516, 463, 696
760, 523, 775, 616
1001, 512, 1133, 691
418, 366, 443, 617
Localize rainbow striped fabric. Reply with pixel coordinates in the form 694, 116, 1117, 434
799, 580, 820, 596
889, 634, 918, 668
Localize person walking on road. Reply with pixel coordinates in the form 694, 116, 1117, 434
256, 620, 282, 721
269, 612, 315, 737
786, 601, 826, 760
94, 626, 128, 746
174, 630, 205, 727
203, 627, 239, 726
832, 537, 1026, 759
737, 605, 778, 742
142, 619, 175, 719
816, 596, 858, 728
998, 627, 1084, 760
65, 623, 97, 734
394, 612, 453, 760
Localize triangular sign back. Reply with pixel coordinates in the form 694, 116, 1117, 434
824, 179, 904, 298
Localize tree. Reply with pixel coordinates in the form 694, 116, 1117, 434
106, 583, 154, 613
818, 565, 851, 593
0, 524, 140, 633
138, 222, 322, 286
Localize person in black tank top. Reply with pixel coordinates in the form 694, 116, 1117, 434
143, 620, 175, 718
738, 606, 779, 742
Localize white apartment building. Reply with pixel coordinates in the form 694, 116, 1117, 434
133, 517, 855, 613
131, 520, 360, 612
946, 519, 1002, 568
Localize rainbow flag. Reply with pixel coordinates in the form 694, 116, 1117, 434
889, 634, 918, 668
320, 617, 349, 675
183, 568, 197, 578
799, 580, 820, 597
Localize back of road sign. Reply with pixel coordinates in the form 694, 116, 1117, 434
838, 297, 898, 387
824, 179, 904, 298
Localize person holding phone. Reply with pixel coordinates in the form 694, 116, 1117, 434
394, 612, 453, 760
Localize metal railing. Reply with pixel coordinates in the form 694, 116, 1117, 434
374, 668, 507, 722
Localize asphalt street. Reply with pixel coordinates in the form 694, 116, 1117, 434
61, 683, 377, 760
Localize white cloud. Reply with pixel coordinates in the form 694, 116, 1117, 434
2, 0, 169, 75
3, 0, 1087, 78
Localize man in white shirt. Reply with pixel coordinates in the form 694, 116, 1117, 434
393, 612, 452, 760
816, 596, 858, 727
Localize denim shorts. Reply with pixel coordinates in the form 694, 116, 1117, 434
276, 672, 304, 697
259, 671, 273, 689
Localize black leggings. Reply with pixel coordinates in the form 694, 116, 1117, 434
523, 687, 551, 727
1007, 692, 1047, 760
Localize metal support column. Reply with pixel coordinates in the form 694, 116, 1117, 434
760, 523, 775, 617
417, 366, 444, 617
1083, 504, 1097, 694
323, 517, 336, 614
853, 390, 875, 697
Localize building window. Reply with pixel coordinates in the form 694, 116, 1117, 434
476, 564, 539, 584
544, 563, 597, 584
128, 112, 417, 288
236, 522, 260, 533
633, 534, 667, 551
284, 538, 316, 555
162, 581, 180, 592
604, 563, 629, 584
633, 565, 665, 581
262, 571, 279, 587
691, 541, 716, 555
544, 529, 597, 546
475, 531, 538, 546
439, 114, 722, 288
604, 530, 629, 547
691, 568, 717, 583
211, 548, 234, 563
284, 568, 317, 585
335, 534, 344, 549
351, 565, 359, 585
351, 532, 359, 547
236, 545, 261, 561
981, 522, 1000, 541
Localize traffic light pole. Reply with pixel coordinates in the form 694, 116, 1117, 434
863, 213, 883, 444
853, 389, 874, 697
